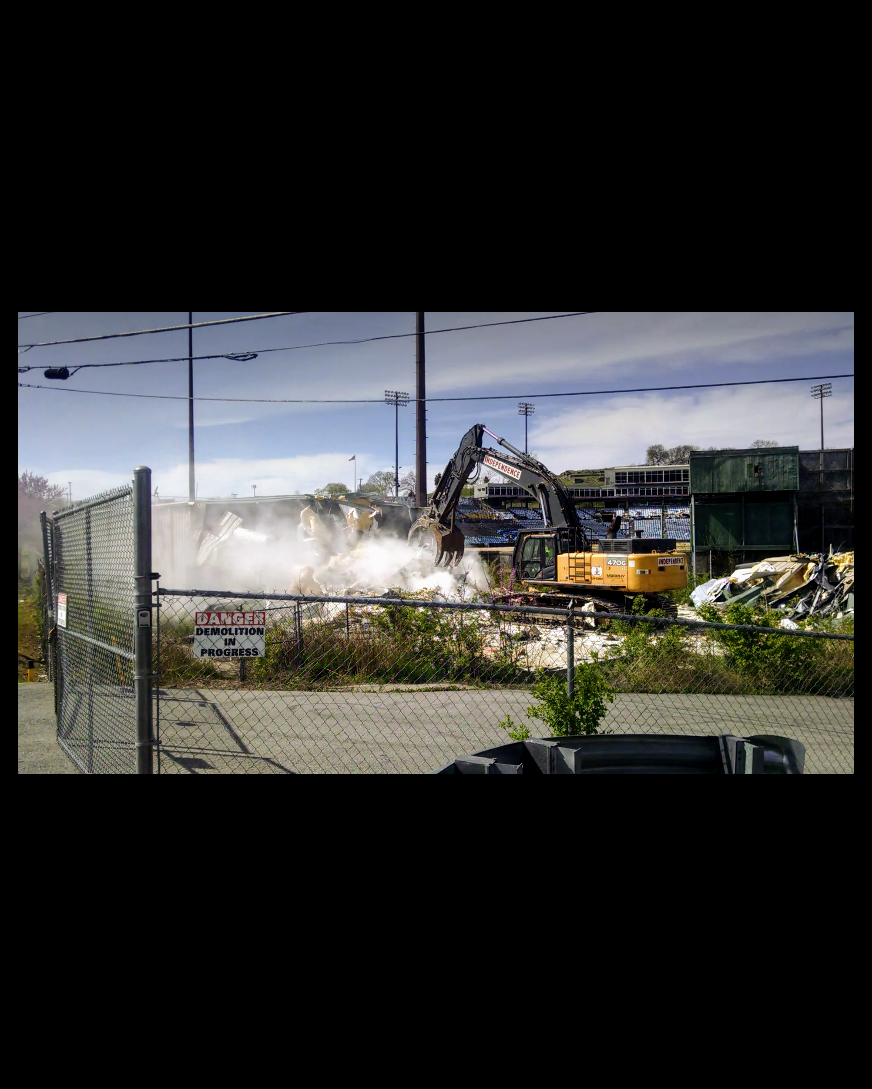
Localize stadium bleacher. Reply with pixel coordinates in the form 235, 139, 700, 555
457, 500, 691, 546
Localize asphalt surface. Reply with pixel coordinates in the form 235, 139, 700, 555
155, 687, 853, 774
20, 682, 854, 775
18, 684, 79, 774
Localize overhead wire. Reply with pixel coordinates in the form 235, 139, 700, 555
17, 311, 306, 350
17, 312, 598, 372
18, 372, 854, 405
18, 312, 56, 320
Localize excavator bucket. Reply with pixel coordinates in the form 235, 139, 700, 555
409, 518, 466, 567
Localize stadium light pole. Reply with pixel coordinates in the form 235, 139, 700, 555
385, 391, 409, 497
810, 382, 831, 451
415, 313, 427, 507
518, 402, 535, 453
188, 312, 195, 503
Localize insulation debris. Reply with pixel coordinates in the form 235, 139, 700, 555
691, 550, 854, 621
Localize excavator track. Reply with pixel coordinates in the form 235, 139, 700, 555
649, 593, 678, 619
496, 590, 677, 622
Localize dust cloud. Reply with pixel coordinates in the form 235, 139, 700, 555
181, 505, 494, 600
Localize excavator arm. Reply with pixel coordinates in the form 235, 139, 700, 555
408, 424, 485, 565
409, 423, 588, 565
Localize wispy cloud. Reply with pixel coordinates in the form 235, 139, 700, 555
529, 383, 854, 470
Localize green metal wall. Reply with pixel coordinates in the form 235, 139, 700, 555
694, 501, 794, 551
690, 448, 799, 494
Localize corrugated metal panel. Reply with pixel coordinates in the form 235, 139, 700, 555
695, 504, 742, 549
152, 503, 206, 587
798, 448, 854, 492
690, 448, 798, 494
694, 501, 794, 550
744, 502, 794, 549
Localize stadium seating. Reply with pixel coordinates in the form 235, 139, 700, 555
457, 502, 692, 546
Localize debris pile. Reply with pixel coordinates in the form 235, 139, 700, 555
691, 550, 854, 621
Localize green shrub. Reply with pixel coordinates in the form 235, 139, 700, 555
694, 602, 852, 696
499, 714, 531, 741
247, 602, 531, 690
524, 664, 615, 737
664, 572, 708, 607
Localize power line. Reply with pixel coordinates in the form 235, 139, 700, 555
17, 311, 306, 350
18, 312, 56, 319
18, 373, 854, 405
16, 311, 598, 372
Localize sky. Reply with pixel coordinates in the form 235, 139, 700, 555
17, 312, 854, 503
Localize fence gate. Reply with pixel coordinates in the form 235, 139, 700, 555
49, 469, 155, 774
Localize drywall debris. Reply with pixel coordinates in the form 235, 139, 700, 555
693, 550, 854, 622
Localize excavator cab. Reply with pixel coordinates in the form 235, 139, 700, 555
517, 534, 558, 581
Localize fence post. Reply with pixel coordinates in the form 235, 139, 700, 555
39, 512, 53, 613
39, 512, 54, 681
86, 506, 95, 773
133, 467, 154, 774
566, 599, 575, 698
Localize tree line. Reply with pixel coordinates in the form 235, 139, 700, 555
316, 469, 417, 499
645, 439, 779, 464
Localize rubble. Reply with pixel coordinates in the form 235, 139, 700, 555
690, 549, 854, 621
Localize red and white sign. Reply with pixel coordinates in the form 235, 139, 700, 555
57, 593, 67, 628
195, 611, 266, 626
193, 611, 266, 659
483, 454, 522, 481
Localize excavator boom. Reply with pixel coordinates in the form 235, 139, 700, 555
408, 423, 588, 565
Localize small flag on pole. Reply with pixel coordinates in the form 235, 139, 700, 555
348, 455, 356, 461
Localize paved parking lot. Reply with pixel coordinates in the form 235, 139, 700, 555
21, 682, 853, 774
155, 687, 854, 774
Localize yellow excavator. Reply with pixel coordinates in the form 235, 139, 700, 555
409, 424, 687, 614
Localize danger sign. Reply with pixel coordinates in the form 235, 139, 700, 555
193, 610, 266, 659
57, 593, 67, 628
483, 455, 522, 481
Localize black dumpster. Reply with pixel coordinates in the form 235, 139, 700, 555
433, 734, 805, 774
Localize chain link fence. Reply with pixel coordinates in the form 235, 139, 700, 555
154, 590, 854, 774
51, 485, 138, 773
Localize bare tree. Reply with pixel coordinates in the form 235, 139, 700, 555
750, 439, 780, 448
667, 444, 700, 463
362, 470, 397, 498
19, 472, 65, 583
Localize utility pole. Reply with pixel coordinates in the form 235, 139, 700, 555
415, 312, 427, 507
811, 382, 832, 553
518, 402, 535, 453
188, 311, 195, 503
811, 382, 831, 452
385, 391, 409, 498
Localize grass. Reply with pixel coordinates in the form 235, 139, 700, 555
18, 587, 43, 681
155, 593, 534, 692
152, 585, 853, 699
248, 606, 531, 691
597, 606, 854, 698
